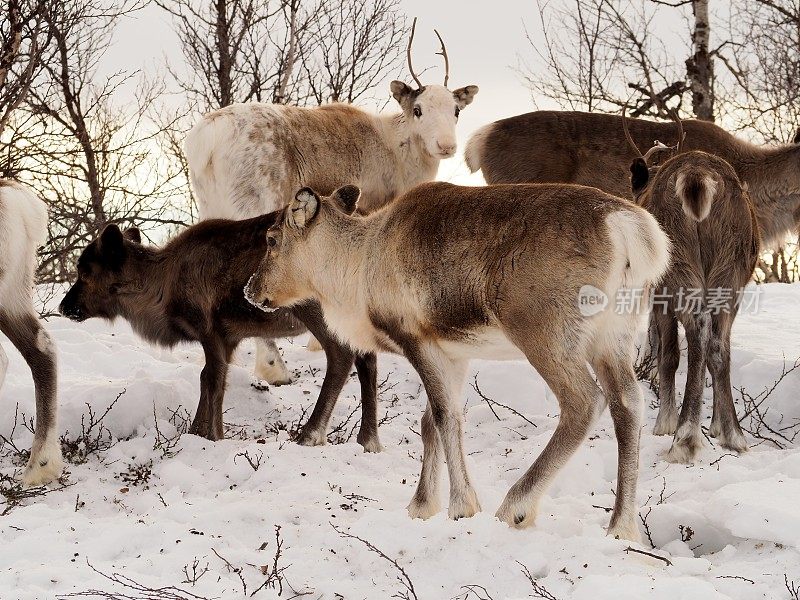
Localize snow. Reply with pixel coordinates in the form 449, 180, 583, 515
1, 283, 799, 599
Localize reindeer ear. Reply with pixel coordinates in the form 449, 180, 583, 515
98, 224, 126, 269
453, 85, 479, 108
287, 188, 320, 230
331, 185, 361, 215
630, 158, 650, 196
123, 226, 141, 244
390, 80, 414, 104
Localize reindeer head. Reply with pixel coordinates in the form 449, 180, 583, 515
390, 18, 478, 159
245, 185, 361, 312
59, 225, 142, 322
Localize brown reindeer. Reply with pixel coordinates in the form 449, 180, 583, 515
244, 182, 670, 541
466, 111, 800, 248
59, 216, 381, 451
630, 151, 760, 462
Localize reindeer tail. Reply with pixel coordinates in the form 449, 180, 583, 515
675, 167, 718, 222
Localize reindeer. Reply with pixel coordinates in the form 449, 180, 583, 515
58, 216, 381, 451
465, 110, 800, 249
244, 182, 670, 541
0, 181, 63, 486
184, 18, 478, 386
628, 149, 760, 463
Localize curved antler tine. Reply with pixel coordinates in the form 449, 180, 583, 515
669, 108, 686, 153
642, 141, 673, 163
406, 17, 423, 89
433, 28, 450, 88
622, 104, 643, 159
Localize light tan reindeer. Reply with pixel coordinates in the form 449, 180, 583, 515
629, 149, 760, 462
185, 18, 478, 385
244, 182, 670, 541
0, 181, 63, 486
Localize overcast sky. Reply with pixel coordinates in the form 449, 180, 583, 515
107, 0, 692, 183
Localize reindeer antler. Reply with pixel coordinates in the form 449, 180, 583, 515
622, 103, 684, 165
433, 28, 450, 87
622, 104, 643, 157
669, 108, 686, 153
406, 17, 423, 89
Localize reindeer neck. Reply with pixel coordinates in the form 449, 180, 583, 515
734, 143, 800, 247
116, 247, 182, 346
376, 112, 440, 187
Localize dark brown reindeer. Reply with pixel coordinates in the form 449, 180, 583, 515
629, 149, 760, 462
59, 216, 381, 451
466, 110, 800, 248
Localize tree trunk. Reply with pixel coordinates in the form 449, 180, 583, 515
686, 0, 714, 121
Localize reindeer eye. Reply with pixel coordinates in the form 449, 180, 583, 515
109, 284, 120, 295
413, 105, 422, 118
455, 107, 460, 118
267, 234, 278, 248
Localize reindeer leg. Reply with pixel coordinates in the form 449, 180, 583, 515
653, 311, 679, 435
405, 343, 478, 520
667, 313, 710, 463
0, 310, 63, 487
594, 354, 643, 543
254, 338, 292, 386
290, 303, 356, 447
191, 339, 229, 441
708, 312, 747, 453
355, 352, 381, 453
496, 355, 604, 529
407, 401, 443, 519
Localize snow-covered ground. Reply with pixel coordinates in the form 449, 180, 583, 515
1, 283, 799, 600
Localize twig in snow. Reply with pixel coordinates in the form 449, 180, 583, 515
471, 374, 537, 428
715, 575, 755, 585
786, 575, 800, 600
735, 357, 800, 449
234, 450, 264, 472
181, 559, 209, 586
55, 559, 213, 599
517, 561, 559, 600
622, 546, 673, 566
331, 522, 418, 600
453, 584, 496, 600
212, 548, 247, 596
249, 525, 288, 597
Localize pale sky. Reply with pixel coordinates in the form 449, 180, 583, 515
107, 0, 692, 184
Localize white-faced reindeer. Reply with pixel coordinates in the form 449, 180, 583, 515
184, 19, 478, 386
0, 181, 63, 486
244, 182, 670, 542
629, 146, 760, 463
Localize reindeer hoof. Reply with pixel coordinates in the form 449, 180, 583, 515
357, 433, 383, 453
653, 409, 678, 436
719, 429, 748, 454
296, 428, 326, 447
607, 516, 642, 543
407, 496, 441, 520
22, 455, 64, 488
448, 490, 481, 521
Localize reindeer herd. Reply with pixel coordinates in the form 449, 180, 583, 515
3, 21, 800, 544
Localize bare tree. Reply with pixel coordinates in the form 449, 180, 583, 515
157, 0, 316, 110
10, 1, 185, 281
685, 0, 714, 120
0, 0, 49, 139
521, 0, 689, 118
300, 0, 406, 105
